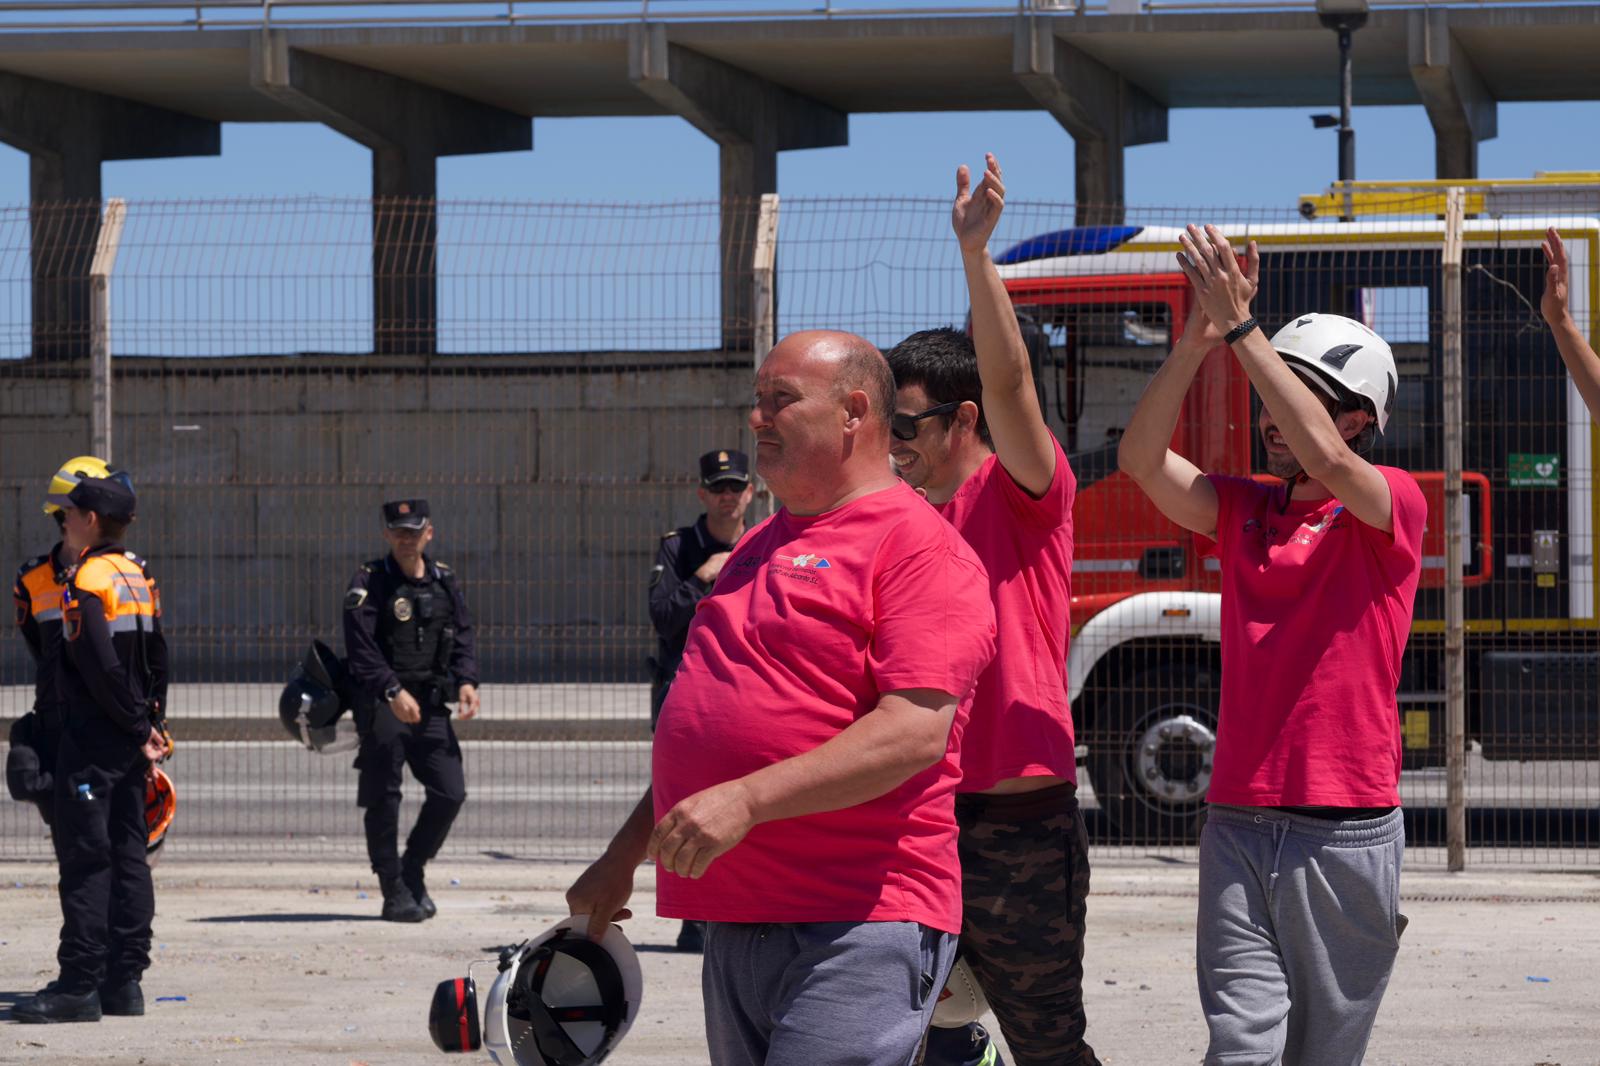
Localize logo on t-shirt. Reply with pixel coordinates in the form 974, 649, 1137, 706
782, 554, 831, 569
770, 552, 832, 585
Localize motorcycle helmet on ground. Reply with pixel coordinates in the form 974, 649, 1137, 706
145, 767, 176, 864
429, 916, 642, 1065
278, 639, 357, 754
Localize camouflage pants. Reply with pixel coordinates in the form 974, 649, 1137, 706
955, 782, 1100, 1066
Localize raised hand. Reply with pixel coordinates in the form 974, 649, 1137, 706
952, 153, 1005, 256
1176, 224, 1260, 339
1543, 227, 1573, 328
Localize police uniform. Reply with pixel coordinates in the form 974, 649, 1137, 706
647, 450, 749, 726
8, 543, 74, 826
26, 477, 168, 1021
341, 499, 478, 916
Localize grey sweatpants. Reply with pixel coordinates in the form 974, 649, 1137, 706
703, 919, 957, 1066
1197, 805, 1406, 1066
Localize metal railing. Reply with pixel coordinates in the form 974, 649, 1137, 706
0, 0, 1589, 33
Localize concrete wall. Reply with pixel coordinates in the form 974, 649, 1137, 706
0, 351, 759, 684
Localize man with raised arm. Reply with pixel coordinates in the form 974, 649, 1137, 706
1118, 224, 1424, 1066
883, 156, 1089, 1066
1542, 227, 1600, 418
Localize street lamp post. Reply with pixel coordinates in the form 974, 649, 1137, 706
1314, 0, 1369, 216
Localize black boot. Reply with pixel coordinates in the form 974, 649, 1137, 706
674, 920, 705, 953
379, 876, 426, 923
401, 865, 436, 920
13, 987, 102, 1024
100, 979, 145, 1017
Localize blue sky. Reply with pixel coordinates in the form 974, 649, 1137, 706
2, 101, 1598, 211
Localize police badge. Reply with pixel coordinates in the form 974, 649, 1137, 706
393, 596, 414, 622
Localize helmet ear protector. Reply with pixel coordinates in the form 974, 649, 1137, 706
428, 918, 642, 1066
429, 968, 484, 1053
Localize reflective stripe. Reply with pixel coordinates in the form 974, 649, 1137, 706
109, 615, 148, 633
112, 578, 153, 604
34, 608, 62, 622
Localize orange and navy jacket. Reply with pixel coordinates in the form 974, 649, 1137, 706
60, 543, 169, 741
13, 542, 71, 718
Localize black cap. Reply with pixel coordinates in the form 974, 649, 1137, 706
699, 449, 750, 487
382, 499, 430, 529
66, 476, 136, 523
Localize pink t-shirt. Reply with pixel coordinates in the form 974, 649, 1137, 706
1201, 466, 1426, 807
653, 481, 996, 933
933, 438, 1077, 791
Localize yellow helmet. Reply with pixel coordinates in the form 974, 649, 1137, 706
43, 455, 113, 516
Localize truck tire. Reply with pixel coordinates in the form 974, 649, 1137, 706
1087, 659, 1219, 844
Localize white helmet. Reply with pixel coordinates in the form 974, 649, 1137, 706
1268, 313, 1398, 433
481, 917, 643, 1066
930, 955, 989, 1029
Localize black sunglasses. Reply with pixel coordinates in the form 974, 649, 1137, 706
704, 480, 747, 495
891, 401, 961, 442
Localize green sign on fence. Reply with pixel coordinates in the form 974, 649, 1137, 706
1508, 453, 1561, 488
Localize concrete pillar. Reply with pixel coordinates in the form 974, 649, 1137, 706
630, 24, 847, 351
252, 31, 531, 355
1408, 10, 1497, 181
1013, 17, 1167, 227
0, 71, 218, 361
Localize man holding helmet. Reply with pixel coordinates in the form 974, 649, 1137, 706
342, 499, 479, 923
569, 331, 997, 1066
1118, 225, 1424, 1065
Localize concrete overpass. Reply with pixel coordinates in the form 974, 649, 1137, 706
2, 2, 1598, 355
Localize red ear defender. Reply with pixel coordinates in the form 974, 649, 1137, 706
427, 975, 481, 1053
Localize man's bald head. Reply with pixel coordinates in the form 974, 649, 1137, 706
767, 330, 894, 429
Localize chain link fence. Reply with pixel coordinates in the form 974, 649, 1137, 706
1, 192, 1596, 865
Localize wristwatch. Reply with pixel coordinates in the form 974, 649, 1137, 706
383, 682, 403, 702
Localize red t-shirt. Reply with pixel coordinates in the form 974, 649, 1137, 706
653, 481, 996, 933
933, 439, 1077, 791
1201, 466, 1426, 807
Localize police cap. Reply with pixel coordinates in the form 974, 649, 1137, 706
382, 499, 430, 530
698, 449, 749, 487
66, 476, 136, 523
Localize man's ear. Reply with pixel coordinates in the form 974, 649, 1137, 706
1335, 408, 1372, 443
955, 400, 981, 435
842, 389, 871, 432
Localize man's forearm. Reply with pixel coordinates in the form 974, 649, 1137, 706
606, 789, 656, 866
1552, 315, 1600, 418
738, 696, 951, 827
963, 247, 1031, 398
1119, 335, 1210, 477
1229, 330, 1347, 475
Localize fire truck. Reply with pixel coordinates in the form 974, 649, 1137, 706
996, 183, 1599, 841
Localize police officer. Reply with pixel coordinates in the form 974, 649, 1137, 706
646, 449, 753, 953
16, 476, 169, 1024
342, 499, 479, 923
9, 456, 123, 828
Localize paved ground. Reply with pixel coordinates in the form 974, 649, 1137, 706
0, 858, 1596, 1065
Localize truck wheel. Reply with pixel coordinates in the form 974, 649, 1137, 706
1088, 660, 1219, 844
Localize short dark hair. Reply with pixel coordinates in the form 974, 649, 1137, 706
96, 516, 131, 543
883, 326, 991, 447
834, 336, 896, 428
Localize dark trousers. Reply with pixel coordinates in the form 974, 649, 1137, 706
355, 705, 466, 881
954, 782, 1099, 1066
52, 731, 154, 993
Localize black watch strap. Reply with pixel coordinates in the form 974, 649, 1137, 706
1224, 317, 1259, 344
383, 682, 403, 702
